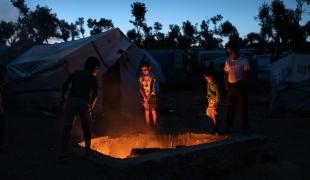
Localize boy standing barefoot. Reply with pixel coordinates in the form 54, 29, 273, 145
139, 62, 158, 127
203, 71, 221, 134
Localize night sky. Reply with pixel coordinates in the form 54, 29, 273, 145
0, 0, 308, 39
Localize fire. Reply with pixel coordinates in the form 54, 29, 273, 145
79, 133, 226, 159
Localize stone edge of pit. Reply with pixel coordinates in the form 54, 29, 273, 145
74, 135, 268, 169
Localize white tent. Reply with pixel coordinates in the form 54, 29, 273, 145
6, 28, 164, 118
270, 53, 310, 115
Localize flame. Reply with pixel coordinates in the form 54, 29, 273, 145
79, 133, 226, 159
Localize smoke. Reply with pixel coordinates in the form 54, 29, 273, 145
0, 0, 19, 22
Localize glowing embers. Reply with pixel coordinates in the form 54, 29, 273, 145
79, 133, 227, 159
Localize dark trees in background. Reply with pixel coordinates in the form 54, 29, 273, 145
153, 22, 164, 41
127, 29, 141, 45
130, 2, 147, 35
57, 19, 70, 42
0, 21, 15, 43
198, 15, 223, 49
29, 5, 58, 43
8, 0, 59, 55
2, 0, 310, 58
257, 0, 310, 62
3, 0, 94, 56
166, 24, 181, 49
142, 24, 156, 48
178, 20, 197, 51
87, 18, 114, 36
128, 2, 147, 47
245, 32, 262, 46
57, 18, 84, 41
304, 21, 310, 36
10, 0, 28, 17
11, 0, 58, 43
244, 32, 267, 51
76, 17, 85, 38
144, 22, 165, 48
210, 14, 223, 34
219, 20, 242, 44
69, 23, 79, 40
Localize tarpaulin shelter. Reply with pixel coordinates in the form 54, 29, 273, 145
270, 53, 310, 115
7, 28, 164, 118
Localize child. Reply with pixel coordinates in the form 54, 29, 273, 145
60, 56, 100, 161
203, 71, 221, 134
139, 61, 157, 126
223, 40, 250, 135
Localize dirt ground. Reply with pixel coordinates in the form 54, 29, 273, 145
1, 80, 310, 180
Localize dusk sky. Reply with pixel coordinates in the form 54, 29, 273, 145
1, 0, 309, 39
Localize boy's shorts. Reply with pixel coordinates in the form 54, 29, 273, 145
143, 95, 157, 110
206, 99, 217, 118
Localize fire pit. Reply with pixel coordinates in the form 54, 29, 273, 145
76, 133, 269, 179
75, 113, 269, 178
79, 133, 227, 159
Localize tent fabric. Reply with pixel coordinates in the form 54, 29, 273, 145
6, 28, 165, 115
270, 53, 310, 115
